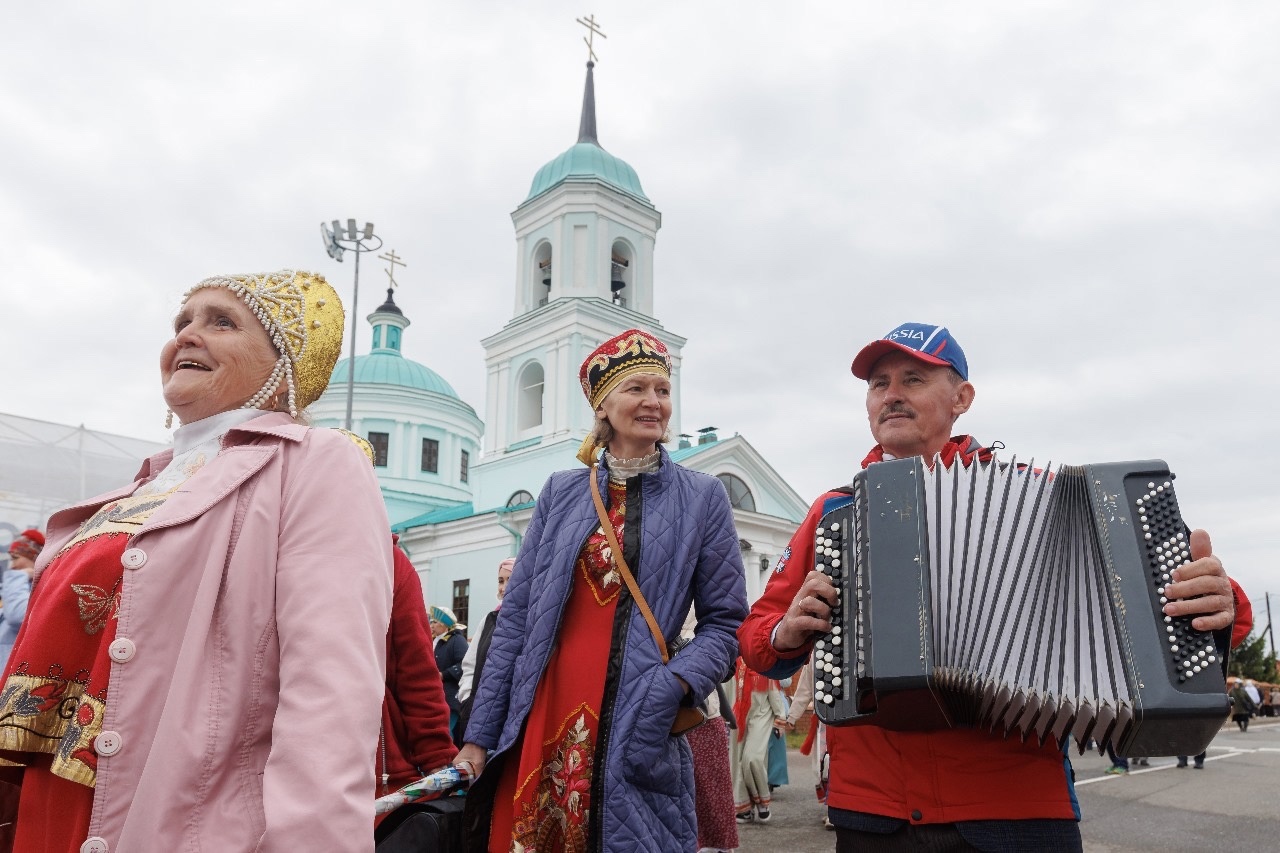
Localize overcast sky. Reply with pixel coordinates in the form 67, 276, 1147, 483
2, 2, 1276, 615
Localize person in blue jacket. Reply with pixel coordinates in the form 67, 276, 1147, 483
430, 604, 469, 739
0, 529, 42, 664
457, 328, 748, 853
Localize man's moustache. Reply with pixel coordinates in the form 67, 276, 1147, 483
879, 406, 915, 423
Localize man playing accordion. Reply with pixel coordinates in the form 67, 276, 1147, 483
737, 322, 1253, 852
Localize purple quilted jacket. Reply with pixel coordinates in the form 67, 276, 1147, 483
465, 448, 748, 851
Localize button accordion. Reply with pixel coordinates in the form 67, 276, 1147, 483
810, 457, 1229, 757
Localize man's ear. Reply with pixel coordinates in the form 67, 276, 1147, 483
952, 381, 975, 419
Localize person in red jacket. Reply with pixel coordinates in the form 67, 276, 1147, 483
738, 322, 1254, 852
379, 537, 458, 802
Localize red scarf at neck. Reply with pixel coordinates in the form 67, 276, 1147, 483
860, 434, 991, 471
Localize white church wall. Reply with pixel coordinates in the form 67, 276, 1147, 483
420, 544, 512, 630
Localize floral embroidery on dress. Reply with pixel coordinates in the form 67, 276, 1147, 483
510, 708, 597, 853
0, 671, 106, 786
576, 481, 627, 602
546, 714, 592, 818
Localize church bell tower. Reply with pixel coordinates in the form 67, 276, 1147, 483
472, 57, 685, 509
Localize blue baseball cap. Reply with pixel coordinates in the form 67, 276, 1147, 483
851, 322, 969, 380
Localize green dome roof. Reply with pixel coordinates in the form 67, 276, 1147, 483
330, 352, 459, 399
526, 142, 648, 202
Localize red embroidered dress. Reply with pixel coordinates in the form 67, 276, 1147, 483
0, 489, 177, 852
488, 480, 627, 853
0, 413, 231, 853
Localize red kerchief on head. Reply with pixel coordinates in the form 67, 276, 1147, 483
579, 329, 672, 410
8, 529, 44, 562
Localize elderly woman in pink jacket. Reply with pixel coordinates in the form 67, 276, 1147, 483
0, 271, 393, 853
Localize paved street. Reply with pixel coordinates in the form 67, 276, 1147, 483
734, 719, 1280, 852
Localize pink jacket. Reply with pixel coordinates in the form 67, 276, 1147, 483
33, 414, 393, 852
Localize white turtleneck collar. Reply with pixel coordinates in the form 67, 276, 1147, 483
137, 409, 267, 497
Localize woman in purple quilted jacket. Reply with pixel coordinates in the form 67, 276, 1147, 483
457, 328, 749, 853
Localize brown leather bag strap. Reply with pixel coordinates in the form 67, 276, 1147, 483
589, 465, 670, 664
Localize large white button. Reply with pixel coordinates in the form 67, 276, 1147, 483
120, 548, 147, 570
95, 731, 123, 756
81, 837, 109, 853
108, 638, 136, 663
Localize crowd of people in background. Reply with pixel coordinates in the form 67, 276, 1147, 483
0, 299, 1263, 853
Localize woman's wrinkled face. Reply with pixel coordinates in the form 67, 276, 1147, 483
597, 371, 672, 456
160, 289, 279, 425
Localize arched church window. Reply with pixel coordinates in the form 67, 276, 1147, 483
610, 240, 632, 309
534, 241, 552, 308
506, 490, 535, 508
517, 361, 545, 433
716, 473, 756, 512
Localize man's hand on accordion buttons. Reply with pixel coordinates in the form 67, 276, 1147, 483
1162, 529, 1235, 633
774, 570, 838, 652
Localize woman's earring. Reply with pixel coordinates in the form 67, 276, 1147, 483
165, 410, 174, 429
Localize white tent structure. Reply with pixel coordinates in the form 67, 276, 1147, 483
0, 412, 168, 553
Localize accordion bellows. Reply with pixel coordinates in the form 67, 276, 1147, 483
811, 457, 1229, 757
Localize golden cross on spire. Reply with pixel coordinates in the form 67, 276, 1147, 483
377, 249, 407, 288
576, 13, 606, 63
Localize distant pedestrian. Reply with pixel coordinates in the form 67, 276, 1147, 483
1230, 680, 1256, 731
768, 679, 790, 790
429, 605, 468, 738
1176, 751, 1206, 769
1103, 745, 1129, 775
0, 529, 42, 664
455, 558, 514, 747
730, 657, 785, 823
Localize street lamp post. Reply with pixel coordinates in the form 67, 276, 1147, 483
321, 219, 383, 430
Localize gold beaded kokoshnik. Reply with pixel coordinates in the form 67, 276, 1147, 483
183, 270, 345, 417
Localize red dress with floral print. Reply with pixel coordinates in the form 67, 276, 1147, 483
488, 481, 627, 853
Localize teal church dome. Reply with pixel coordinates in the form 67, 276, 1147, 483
330, 352, 460, 399
527, 142, 647, 202
524, 60, 648, 203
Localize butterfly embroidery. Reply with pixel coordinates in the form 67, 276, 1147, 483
71, 580, 122, 635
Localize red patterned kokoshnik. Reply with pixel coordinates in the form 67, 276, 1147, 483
578, 328, 672, 409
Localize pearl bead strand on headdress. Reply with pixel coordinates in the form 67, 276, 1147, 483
242, 355, 288, 412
